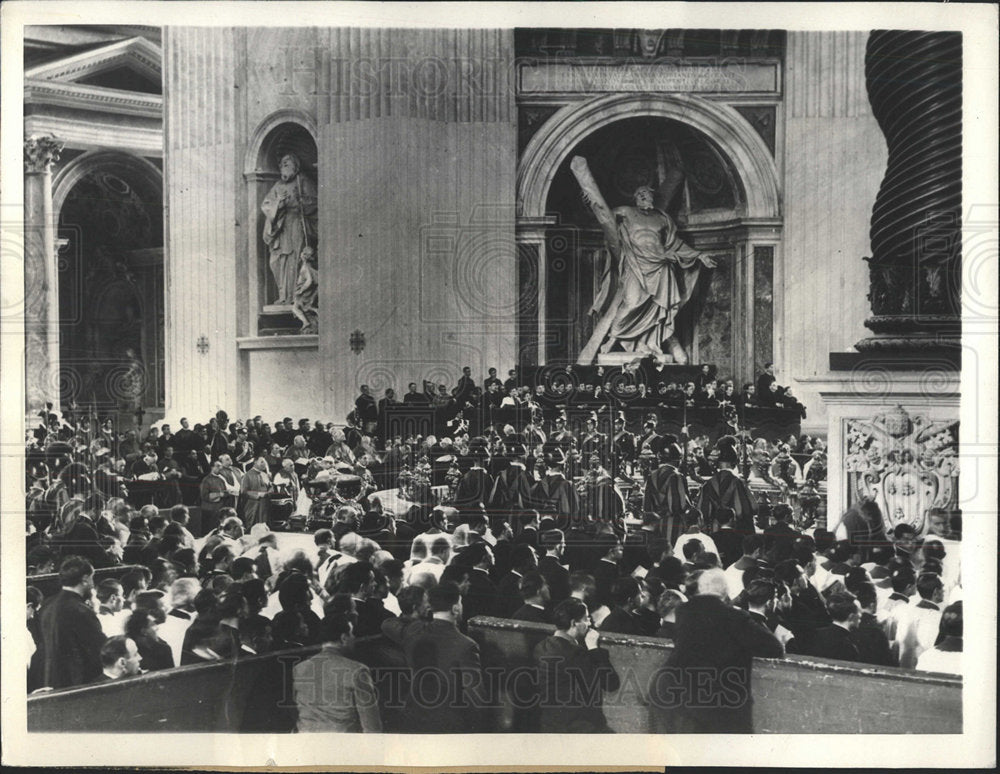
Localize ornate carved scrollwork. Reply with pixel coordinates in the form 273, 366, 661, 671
845, 405, 959, 534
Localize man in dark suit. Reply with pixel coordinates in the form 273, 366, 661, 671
533, 598, 620, 733
800, 592, 862, 663
495, 543, 538, 617
762, 503, 801, 556
381, 582, 486, 733
402, 381, 430, 405
511, 572, 552, 623
589, 533, 623, 610
599, 577, 646, 635
851, 583, 897, 667
483, 367, 503, 392
513, 509, 540, 549
94, 635, 143, 683
443, 543, 499, 623
353, 385, 379, 433
756, 362, 777, 406
538, 529, 571, 604
38, 555, 107, 689
643, 439, 690, 546
710, 507, 745, 568
649, 568, 783, 733
338, 562, 394, 639
452, 366, 476, 405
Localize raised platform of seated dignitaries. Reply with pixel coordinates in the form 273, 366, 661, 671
24, 366, 961, 733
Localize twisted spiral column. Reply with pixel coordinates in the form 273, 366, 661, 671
857, 31, 962, 352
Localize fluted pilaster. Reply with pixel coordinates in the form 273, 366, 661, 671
24, 134, 63, 413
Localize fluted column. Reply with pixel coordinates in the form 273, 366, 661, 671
24, 135, 63, 413
857, 31, 962, 354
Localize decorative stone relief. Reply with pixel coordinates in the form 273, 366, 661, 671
845, 405, 958, 534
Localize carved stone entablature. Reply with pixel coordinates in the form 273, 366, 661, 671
24, 135, 63, 173
845, 405, 958, 535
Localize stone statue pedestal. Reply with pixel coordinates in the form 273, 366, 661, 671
597, 351, 690, 368
258, 304, 300, 335
595, 353, 647, 367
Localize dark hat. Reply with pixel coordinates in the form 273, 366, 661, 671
614, 411, 626, 423
717, 445, 740, 465
542, 444, 566, 467
504, 439, 527, 458
716, 434, 739, 450
468, 437, 490, 460
663, 442, 683, 462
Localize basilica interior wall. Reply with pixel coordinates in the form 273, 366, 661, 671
165, 27, 884, 431
165, 28, 517, 423
163, 27, 240, 421
244, 348, 323, 422
780, 31, 887, 434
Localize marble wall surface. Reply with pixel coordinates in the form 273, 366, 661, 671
164, 28, 886, 431
781, 31, 888, 432
165, 29, 517, 422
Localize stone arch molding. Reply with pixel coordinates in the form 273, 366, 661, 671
517, 93, 781, 221
52, 149, 163, 217
244, 108, 318, 176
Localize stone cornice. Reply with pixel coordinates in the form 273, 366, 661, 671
26, 36, 161, 83
25, 79, 162, 119
24, 114, 162, 157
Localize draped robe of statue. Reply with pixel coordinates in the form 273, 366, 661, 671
261, 155, 318, 306
571, 155, 714, 365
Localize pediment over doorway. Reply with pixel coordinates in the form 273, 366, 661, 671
26, 36, 161, 93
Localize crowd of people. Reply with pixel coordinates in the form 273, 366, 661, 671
362, 361, 807, 419
23, 365, 961, 734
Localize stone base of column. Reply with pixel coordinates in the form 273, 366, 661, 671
820, 359, 960, 536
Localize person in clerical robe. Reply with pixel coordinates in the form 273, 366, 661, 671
240, 457, 271, 528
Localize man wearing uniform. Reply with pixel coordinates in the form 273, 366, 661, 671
611, 412, 636, 481
696, 440, 756, 536
643, 438, 691, 546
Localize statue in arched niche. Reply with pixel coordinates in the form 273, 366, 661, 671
261, 153, 318, 306
571, 145, 718, 365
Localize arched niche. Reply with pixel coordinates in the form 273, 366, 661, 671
243, 111, 318, 330
516, 93, 782, 380
518, 93, 780, 221
53, 150, 165, 416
